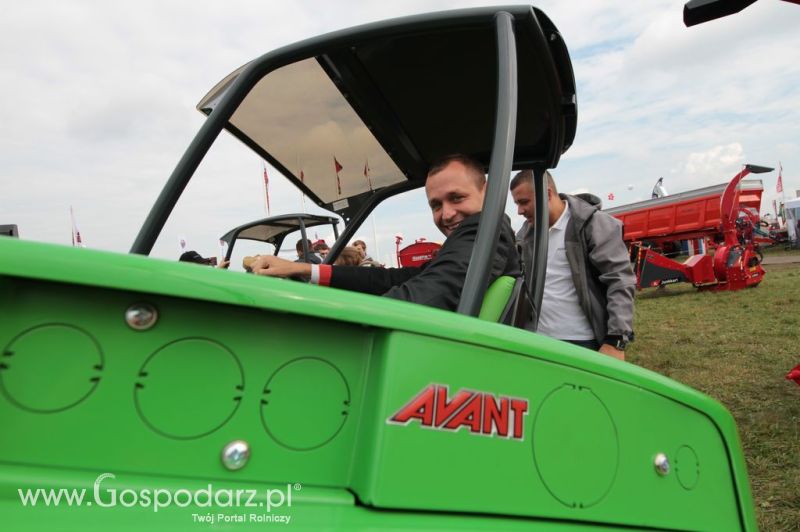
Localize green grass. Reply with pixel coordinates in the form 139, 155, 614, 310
627, 261, 800, 531
761, 242, 800, 257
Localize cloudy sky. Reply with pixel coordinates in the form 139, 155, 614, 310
1, 0, 798, 266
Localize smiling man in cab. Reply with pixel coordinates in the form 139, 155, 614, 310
249, 154, 520, 311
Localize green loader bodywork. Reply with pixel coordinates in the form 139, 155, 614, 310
0, 5, 757, 530
0, 239, 756, 530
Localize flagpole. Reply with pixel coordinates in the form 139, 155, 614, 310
70, 206, 75, 246
262, 162, 271, 216
371, 215, 380, 264
363, 157, 379, 261
70, 206, 85, 247
781, 162, 786, 222
297, 155, 306, 213
778, 162, 786, 226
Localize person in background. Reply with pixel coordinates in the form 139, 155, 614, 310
313, 240, 330, 260
352, 240, 368, 260
510, 169, 635, 361
334, 246, 362, 266
179, 250, 230, 269
352, 239, 383, 267
295, 238, 321, 264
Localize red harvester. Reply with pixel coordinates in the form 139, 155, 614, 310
606, 164, 773, 291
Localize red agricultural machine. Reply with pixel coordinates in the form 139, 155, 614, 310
606, 165, 773, 291
394, 235, 442, 268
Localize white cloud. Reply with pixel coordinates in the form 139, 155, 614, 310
1, 0, 799, 261
682, 143, 745, 175
661, 143, 748, 192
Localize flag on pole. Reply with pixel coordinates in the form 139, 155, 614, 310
364, 159, 373, 191
262, 162, 271, 215
776, 163, 783, 193
70, 206, 86, 248
334, 157, 343, 196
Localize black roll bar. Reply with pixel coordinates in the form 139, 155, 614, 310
529, 166, 549, 325
457, 12, 518, 317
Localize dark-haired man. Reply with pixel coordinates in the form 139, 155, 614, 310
510, 170, 634, 360
312, 240, 330, 260
249, 154, 520, 311
295, 238, 322, 264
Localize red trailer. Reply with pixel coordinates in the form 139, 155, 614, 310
606, 165, 773, 291
606, 179, 764, 249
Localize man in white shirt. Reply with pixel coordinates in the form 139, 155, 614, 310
510, 170, 635, 360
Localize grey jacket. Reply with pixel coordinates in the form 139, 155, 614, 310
518, 194, 635, 344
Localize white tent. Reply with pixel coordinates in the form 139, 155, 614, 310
785, 196, 800, 241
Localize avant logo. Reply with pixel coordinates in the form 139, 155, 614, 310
388, 384, 528, 440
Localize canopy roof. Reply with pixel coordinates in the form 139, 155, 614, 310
197, 5, 576, 219
219, 213, 339, 257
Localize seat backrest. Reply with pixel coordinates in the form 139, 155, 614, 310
478, 276, 517, 322
478, 275, 534, 328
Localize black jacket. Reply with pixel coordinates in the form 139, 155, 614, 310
330, 213, 520, 311
295, 252, 322, 264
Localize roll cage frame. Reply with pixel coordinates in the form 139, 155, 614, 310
130, 5, 577, 319
219, 214, 340, 262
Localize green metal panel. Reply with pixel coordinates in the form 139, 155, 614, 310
0, 238, 757, 530
2, 466, 664, 532
354, 331, 744, 529
1, 276, 372, 487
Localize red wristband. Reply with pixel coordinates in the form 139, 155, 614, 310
318, 264, 332, 286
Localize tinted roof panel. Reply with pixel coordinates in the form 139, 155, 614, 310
201, 59, 405, 205
196, 6, 576, 212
